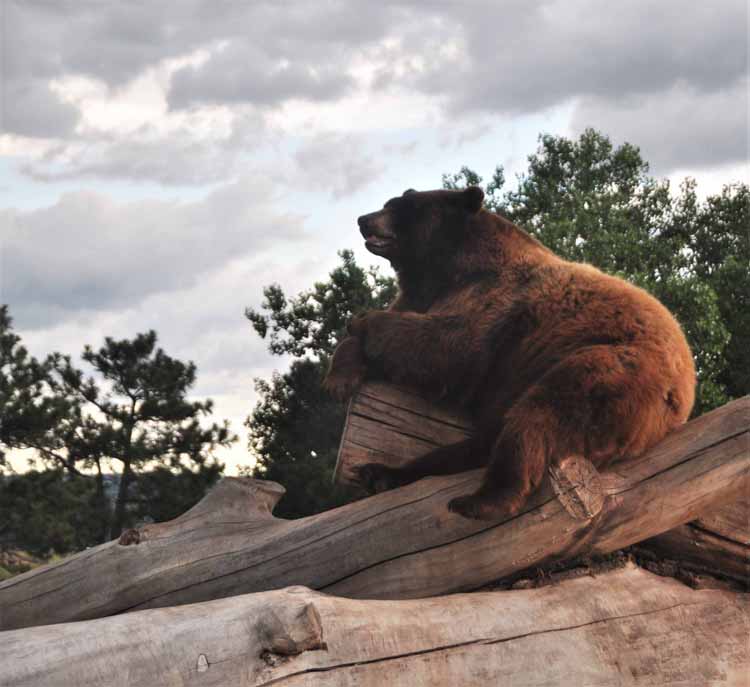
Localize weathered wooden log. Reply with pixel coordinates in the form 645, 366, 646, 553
334, 382, 473, 486
337, 382, 750, 582
634, 491, 749, 584
336, 382, 609, 520
2, 563, 747, 687
0, 395, 747, 631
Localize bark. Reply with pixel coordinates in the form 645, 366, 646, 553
1, 394, 746, 631
92, 458, 109, 543
110, 459, 133, 540
1, 563, 747, 687
110, 409, 136, 540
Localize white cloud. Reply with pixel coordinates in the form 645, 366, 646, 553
19, 114, 260, 186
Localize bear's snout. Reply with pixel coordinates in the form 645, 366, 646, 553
358, 211, 379, 237
359, 209, 396, 257
358, 209, 394, 239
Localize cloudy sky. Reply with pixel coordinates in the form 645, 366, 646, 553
1, 1, 747, 473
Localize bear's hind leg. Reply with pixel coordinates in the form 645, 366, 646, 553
447, 402, 556, 520
448, 344, 673, 520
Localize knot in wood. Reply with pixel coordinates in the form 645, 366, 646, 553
117, 528, 141, 546
549, 455, 605, 520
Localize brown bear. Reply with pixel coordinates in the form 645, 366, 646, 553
324, 187, 696, 520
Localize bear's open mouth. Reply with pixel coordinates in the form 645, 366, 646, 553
364, 235, 394, 255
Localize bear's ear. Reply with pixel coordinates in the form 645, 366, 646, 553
402, 188, 417, 196
463, 186, 484, 213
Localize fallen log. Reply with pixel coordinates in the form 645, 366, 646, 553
337, 382, 750, 584
1, 563, 747, 687
633, 490, 749, 585
1, 394, 746, 631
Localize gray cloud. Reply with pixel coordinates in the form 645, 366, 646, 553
571, 77, 749, 174
294, 133, 385, 199
4, 1, 192, 89
0, 176, 308, 328
8, 1, 747, 108
4, 2, 390, 113
1, 79, 80, 138
168, 41, 353, 109
4, 0, 746, 175
402, 1, 748, 113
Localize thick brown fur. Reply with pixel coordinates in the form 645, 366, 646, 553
324, 187, 696, 520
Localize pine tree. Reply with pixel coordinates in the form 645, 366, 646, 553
54, 331, 235, 538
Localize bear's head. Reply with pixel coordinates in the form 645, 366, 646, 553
357, 187, 485, 270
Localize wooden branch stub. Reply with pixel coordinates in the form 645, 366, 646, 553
123, 477, 286, 546
258, 594, 326, 657
180, 477, 286, 521
549, 454, 605, 520
2, 564, 747, 686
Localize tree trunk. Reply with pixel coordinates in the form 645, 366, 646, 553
1, 395, 746, 631
92, 458, 110, 543
110, 459, 133, 540
111, 406, 137, 540
1, 563, 747, 687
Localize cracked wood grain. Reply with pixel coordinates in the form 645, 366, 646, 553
1, 565, 747, 687
336, 383, 750, 586
0, 396, 747, 631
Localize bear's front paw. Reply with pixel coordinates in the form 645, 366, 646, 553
324, 336, 368, 401
323, 365, 366, 402
353, 463, 405, 494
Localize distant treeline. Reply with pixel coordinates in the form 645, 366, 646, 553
1, 314, 233, 559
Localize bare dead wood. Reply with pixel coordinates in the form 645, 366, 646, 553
337, 383, 750, 582
336, 382, 607, 520
1, 563, 747, 687
633, 491, 749, 585
0, 395, 747, 631
333, 382, 473, 485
